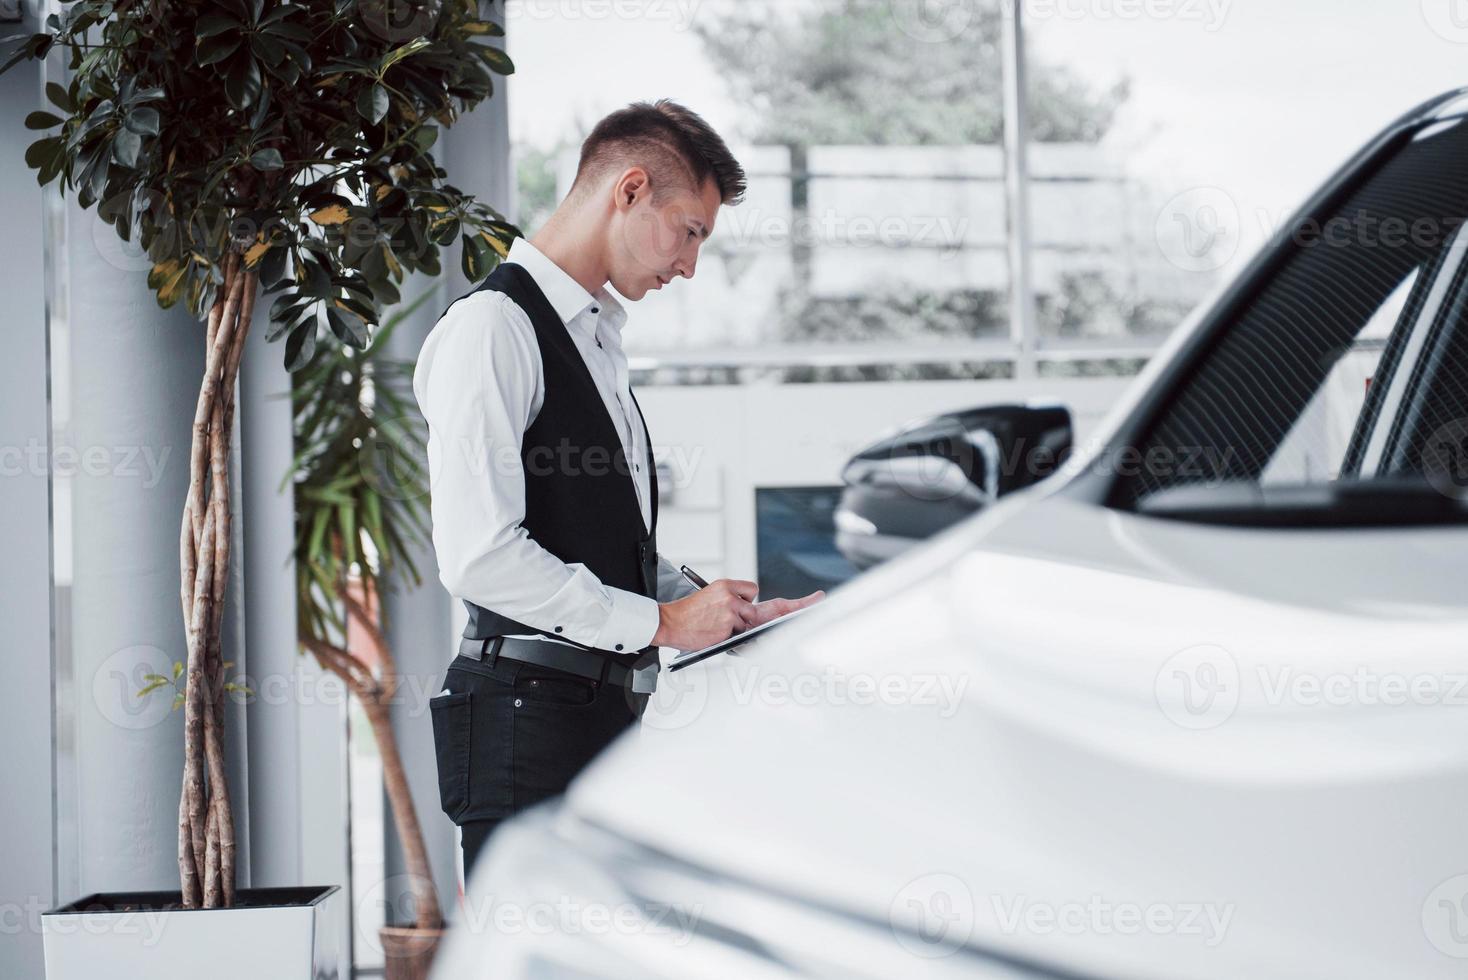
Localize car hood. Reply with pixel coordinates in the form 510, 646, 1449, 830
563, 495, 1468, 979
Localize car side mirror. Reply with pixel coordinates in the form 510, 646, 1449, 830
836, 403, 1073, 569
842, 403, 1073, 501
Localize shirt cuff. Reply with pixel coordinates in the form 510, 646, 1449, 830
592, 588, 661, 655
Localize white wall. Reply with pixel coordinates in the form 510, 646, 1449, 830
0, 19, 56, 976
637, 377, 1135, 583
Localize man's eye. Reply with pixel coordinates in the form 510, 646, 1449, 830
688, 229, 697, 239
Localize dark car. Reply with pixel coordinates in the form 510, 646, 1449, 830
834, 402, 1073, 569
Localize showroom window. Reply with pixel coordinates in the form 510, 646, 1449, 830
511, 2, 1468, 385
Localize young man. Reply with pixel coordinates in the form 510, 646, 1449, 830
415, 100, 824, 875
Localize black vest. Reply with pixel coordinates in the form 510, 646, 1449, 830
447, 262, 660, 651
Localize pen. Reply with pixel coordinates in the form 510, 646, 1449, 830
679, 564, 710, 590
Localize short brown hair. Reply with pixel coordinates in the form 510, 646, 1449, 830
572, 99, 746, 206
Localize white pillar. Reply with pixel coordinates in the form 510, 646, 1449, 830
0, 29, 57, 978
239, 302, 306, 887
1001, 0, 1038, 379
59, 192, 251, 895
378, 268, 458, 922
379, 0, 513, 917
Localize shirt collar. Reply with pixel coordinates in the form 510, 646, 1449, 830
507, 236, 625, 330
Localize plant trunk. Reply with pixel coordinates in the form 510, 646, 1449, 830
362, 696, 445, 932
303, 587, 445, 936
178, 250, 258, 908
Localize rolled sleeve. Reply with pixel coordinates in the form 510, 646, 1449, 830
591, 586, 661, 654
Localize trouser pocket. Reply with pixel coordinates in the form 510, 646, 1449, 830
429, 691, 472, 821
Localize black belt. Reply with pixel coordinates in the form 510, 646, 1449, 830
456, 635, 636, 688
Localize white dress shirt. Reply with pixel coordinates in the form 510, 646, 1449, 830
412, 237, 694, 657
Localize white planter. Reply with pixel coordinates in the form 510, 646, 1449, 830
42, 886, 343, 980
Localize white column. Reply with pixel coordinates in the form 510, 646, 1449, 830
0, 29, 57, 978
1001, 0, 1038, 379
60, 194, 252, 895
379, 0, 513, 916
239, 302, 306, 888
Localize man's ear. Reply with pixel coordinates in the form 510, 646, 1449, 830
614, 167, 650, 211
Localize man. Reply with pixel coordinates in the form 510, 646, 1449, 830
415, 100, 824, 875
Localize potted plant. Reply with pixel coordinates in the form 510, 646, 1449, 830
289, 290, 464, 978
1, 0, 515, 973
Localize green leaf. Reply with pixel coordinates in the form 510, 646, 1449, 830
356, 83, 387, 125
45, 80, 73, 113
327, 305, 370, 348
82, 146, 110, 202
307, 506, 331, 562
224, 52, 263, 109
155, 262, 189, 308
124, 106, 160, 135
24, 110, 62, 130
339, 503, 357, 567
196, 33, 242, 66
70, 98, 115, 150
285, 319, 318, 370
112, 127, 141, 168
248, 82, 272, 128
172, 661, 184, 679
196, 12, 244, 38
250, 147, 284, 171
0, 33, 51, 77
474, 45, 514, 75
380, 37, 430, 72
23, 136, 62, 171
137, 679, 168, 697
461, 231, 493, 281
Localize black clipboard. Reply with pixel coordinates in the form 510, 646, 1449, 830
666, 605, 816, 672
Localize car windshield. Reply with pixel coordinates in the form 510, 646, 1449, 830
1123, 115, 1468, 509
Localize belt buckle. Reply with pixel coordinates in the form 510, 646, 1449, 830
630, 649, 660, 694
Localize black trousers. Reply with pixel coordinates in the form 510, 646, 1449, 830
429, 652, 642, 876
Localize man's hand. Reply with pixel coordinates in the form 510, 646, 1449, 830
741, 590, 825, 630
652, 579, 759, 651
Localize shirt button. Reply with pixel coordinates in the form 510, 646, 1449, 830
591, 306, 600, 314
513, 698, 523, 707
615, 644, 624, 651
554, 626, 563, 633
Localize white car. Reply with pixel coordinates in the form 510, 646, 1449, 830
432, 90, 1468, 979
